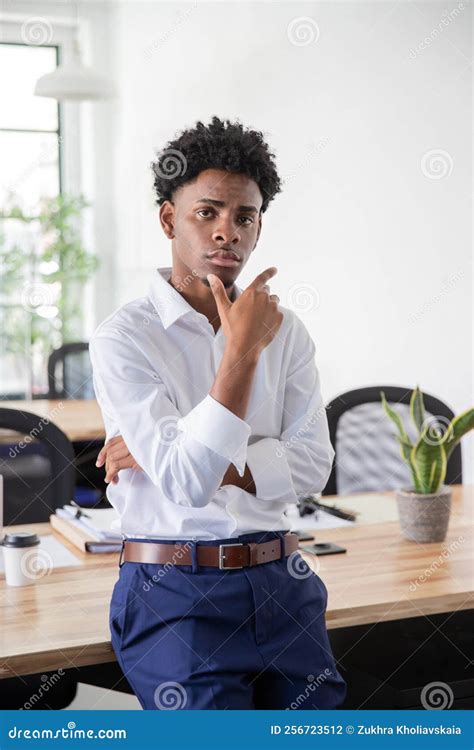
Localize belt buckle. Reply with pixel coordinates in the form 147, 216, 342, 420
218, 542, 244, 570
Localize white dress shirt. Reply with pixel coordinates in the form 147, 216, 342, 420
89, 267, 334, 540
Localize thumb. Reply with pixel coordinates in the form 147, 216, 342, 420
207, 274, 232, 316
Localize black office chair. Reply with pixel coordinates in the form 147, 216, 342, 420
0, 408, 75, 525
47, 342, 105, 506
322, 386, 462, 496
47, 342, 93, 400
0, 408, 79, 709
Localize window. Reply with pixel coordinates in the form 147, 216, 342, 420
0, 42, 62, 212
0, 42, 62, 397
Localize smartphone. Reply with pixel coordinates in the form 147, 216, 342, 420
301, 542, 346, 556
294, 531, 315, 542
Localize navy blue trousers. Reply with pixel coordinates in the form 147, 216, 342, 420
109, 530, 347, 710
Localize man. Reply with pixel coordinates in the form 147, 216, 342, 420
89, 116, 346, 710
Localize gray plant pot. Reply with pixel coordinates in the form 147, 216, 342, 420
396, 485, 452, 543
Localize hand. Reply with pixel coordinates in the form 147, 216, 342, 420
208, 267, 283, 359
96, 435, 142, 485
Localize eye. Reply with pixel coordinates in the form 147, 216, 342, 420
196, 209, 214, 219
238, 216, 254, 225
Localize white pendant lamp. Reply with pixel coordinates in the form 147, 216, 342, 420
34, 23, 114, 101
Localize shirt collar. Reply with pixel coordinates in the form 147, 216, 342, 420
149, 266, 242, 330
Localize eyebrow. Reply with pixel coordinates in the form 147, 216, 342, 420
195, 198, 259, 214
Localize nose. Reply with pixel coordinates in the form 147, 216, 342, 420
212, 216, 241, 246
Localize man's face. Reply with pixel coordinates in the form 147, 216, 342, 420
160, 168, 263, 289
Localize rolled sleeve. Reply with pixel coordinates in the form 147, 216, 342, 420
246, 437, 298, 503
178, 394, 251, 477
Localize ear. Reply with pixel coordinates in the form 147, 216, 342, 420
253, 213, 262, 249
159, 201, 175, 239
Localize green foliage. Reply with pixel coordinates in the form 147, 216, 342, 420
381, 389, 474, 494
0, 194, 99, 390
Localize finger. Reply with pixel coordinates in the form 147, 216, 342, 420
207, 274, 232, 317
107, 444, 133, 461
105, 454, 136, 480
248, 267, 278, 290
96, 435, 124, 467
263, 284, 271, 293
269, 294, 280, 302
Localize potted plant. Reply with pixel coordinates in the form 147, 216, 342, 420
381, 387, 474, 543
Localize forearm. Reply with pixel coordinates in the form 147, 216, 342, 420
210, 344, 259, 421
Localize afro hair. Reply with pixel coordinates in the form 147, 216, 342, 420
151, 116, 282, 213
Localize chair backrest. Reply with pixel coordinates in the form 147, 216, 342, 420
322, 386, 463, 496
0, 408, 75, 524
48, 342, 93, 399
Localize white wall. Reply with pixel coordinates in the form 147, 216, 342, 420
11, 1, 473, 477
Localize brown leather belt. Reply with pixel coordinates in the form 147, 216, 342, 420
121, 533, 299, 570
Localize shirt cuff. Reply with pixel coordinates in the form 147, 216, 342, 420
177, 394, 251, 477
246, 438, 298, 503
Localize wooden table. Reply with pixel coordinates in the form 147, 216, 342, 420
0, 486, 472, 679
0, 399, 105, 443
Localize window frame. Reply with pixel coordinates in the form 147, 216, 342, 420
0, 40, 63, 197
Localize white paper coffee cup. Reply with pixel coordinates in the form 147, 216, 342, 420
1, 532, 41, 587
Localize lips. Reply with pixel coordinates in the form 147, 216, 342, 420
206, 250, 241, 268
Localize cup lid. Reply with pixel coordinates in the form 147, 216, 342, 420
0, 532, 41, 548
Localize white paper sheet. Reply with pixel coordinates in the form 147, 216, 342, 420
285, 505, 354, 531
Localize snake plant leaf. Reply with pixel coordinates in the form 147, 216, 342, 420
397, 436, 413, 463
410, 385, 425, 434
441, 407, 474, 460
381, 391, 408, 442
411, 426, 447, 494
397, 436, 422, 492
